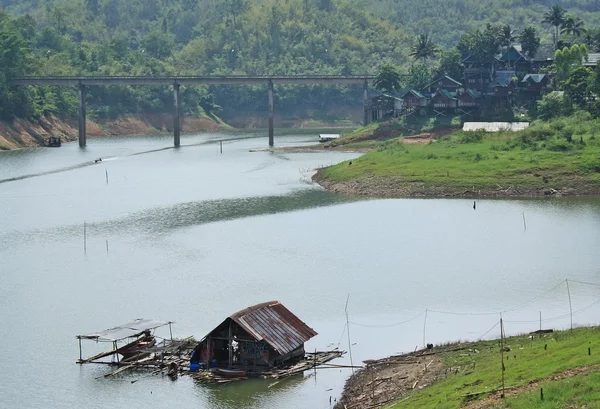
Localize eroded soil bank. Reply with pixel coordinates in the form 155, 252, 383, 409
334, 346, 453, 409
0, 113, 228, 150
312, 171, 600, 198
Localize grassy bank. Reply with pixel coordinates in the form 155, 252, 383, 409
388, 326, 600, 409
316, 113, 600, 197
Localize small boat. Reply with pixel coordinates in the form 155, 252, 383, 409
116, 335, 156, 359
319, 134, 340, 143
213, 368, 247, 378
47, 136, 61, 147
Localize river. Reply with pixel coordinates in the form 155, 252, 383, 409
1, 130, 599, 409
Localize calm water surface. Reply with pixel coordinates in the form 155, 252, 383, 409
1, 131, 599, 409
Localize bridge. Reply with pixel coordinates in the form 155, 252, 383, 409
12, 75, 375, 148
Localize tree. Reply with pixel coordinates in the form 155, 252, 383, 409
409, 33, 438, 64
554, 43, 588, 83
562, 66, 592, 106
85, 0, 100, 16
498, 25, 517, 47
457, 24, 502, 62
373, 64, 402, 93
542, 5, 567, 50
222, 0, 249, 29
520, 26, 541, 58
434, 49, 463, 81
407, 64, 432, 90
140, 30, 175, 59
0, 28, 34, 119
561, 15, 586, 37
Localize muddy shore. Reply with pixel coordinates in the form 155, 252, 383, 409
334, 344, 467, 409
312, 171, 600, 198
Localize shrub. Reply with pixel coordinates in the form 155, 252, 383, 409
546, 140, 574, 151
456, 130, 485, 144
579, 159, 600, 173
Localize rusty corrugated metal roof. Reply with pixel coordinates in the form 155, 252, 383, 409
230, 301, 317, 355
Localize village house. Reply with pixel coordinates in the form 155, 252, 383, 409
520, 73, 549, 98
431, 89, 458, 110
191, 301, 317, 370
367, 94, 403, 122
424, 76, 463, 94
399, 89, 427, 114
458, 88, 481, 108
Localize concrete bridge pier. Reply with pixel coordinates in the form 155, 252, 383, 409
173, 82, 181, 147
78, 83, 87, 147
363, 79, 369, 126
268, 79, 274, 147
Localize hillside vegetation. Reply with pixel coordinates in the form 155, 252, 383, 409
369, 0, 600, 48
0, 0, 409, 122
4, 1, 600, 125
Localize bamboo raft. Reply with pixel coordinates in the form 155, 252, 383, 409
189, 350, 346, 384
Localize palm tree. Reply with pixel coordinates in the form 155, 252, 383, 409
409, 34, 438, 64
561, 15, 586, 37
499, 25, 518, 47
542, 5, 567, 50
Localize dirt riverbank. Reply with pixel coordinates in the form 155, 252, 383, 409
312, 172, 600, 198
0, 113, 228, 150
335, 345, 458, 409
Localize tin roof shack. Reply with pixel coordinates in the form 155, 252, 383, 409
194, 301, 317, 371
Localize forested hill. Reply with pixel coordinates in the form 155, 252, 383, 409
3, 0, 600, 124
0, 0, 410, 122
368, 0, 600, 48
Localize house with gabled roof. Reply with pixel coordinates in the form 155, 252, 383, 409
458, 89, 481, 108
425, 76, 462, 93
520, 73, 548, 96
431, 89, 458, 110
191, 301, 317, 370
489, 70, 517, 97
399, 89, 427, 110
367, 93, 404, 122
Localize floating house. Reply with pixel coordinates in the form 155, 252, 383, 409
192, 301, 317, 370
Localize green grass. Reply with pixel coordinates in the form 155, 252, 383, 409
388, 327, 600, 409
500, 371, 600, 408
319, 114, 600, 194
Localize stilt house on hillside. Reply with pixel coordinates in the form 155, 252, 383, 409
191, 301, 317, 370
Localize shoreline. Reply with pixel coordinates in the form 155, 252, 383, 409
0, 113, 229, 151
335, 326, 600, 409
312, 171, 600, 198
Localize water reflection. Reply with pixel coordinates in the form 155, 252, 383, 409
199, 375, 306, 409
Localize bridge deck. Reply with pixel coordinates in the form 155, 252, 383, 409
12, 75, 376, 86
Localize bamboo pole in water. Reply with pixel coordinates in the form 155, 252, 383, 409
345, 294, 354, 375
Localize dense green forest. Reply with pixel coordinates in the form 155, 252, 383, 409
2, 0, 600, 123
368, 0, 600, 48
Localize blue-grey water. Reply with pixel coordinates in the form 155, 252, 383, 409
1, 130, 599, 409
